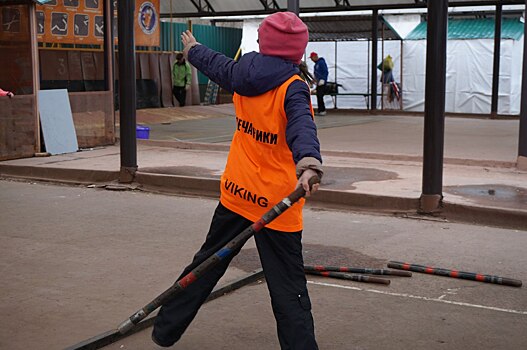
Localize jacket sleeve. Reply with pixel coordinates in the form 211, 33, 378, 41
321, 60, 329, 80
284, 79, 322, 165
315, 59, 329, 82
187, 45, 236, 93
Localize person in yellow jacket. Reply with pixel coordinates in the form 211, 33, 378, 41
172, 52, 191, 107
153, 12, 323, 350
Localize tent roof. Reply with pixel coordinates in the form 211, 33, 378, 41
161, 0, 524, 17
406, 17, 524, 40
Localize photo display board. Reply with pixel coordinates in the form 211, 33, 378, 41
0, 4, 30, 43
36, 0, 160, 46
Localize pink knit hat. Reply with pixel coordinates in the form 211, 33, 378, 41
258, 12, 309, 64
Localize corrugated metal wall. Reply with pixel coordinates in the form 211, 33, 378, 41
160, 22, 242, 84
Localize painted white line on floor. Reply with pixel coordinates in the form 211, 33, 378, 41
308, 280, 527, 315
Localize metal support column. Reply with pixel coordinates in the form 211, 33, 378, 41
117, 0, 138, 182
371, 9, 378, 111
420, 0, 448, 213
29, 3, 41, 153
287, 0, 299, 15
334, 41, 338, 108
103, 0, 114, 92
491, 4, 502, 117
518, 0, 527, 169
381, 20, 385, 110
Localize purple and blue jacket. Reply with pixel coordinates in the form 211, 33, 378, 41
187, 45, 322, 165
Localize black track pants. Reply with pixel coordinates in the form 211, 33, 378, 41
172, 86, 187, 107
316, 84, 326, 113
152, 202, 318, 350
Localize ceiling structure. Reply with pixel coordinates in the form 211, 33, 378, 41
304, 15, 401, 41
160, 0, 524, 18
159, 1, 524, 42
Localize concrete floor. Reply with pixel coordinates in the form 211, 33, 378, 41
133, 105, 520, 164
104, 281, 527, 350
1, 179, 525, 350
1, 104, 526, 349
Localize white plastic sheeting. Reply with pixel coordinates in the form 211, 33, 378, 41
241, 18, 403, 111
305, 40, 402, 109
305, 38, 524, 114
510, 37, 523, 115
241, 18, 523, 115
240, 19, 260, 55
382, 14, 422, 39
403, 38, 523, 114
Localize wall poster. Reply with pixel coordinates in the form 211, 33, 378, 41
36, 0, 160, 47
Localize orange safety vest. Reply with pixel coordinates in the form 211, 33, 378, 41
220, 75, 313, 232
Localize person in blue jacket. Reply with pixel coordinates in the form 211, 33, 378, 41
309, 52, 329, 116
151, 12, 323, 350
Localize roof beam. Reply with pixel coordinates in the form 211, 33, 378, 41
259, 0, 280, 10
334, 0, 351, 7
305, 0, 522, 13
189, 0, 215, 13
163, 0, 524, 18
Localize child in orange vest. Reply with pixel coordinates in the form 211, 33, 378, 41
152, 12, 323, 350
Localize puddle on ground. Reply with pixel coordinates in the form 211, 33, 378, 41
139, 166, 220, 178
321, 166, 399, 190
137, 166, 397, 191
231, 243, 386, 272
444, 184, 526, 210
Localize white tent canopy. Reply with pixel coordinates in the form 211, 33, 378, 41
404, 38, 523, 114
241, 13, 524, 115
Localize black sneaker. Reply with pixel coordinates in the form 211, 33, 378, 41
151, 333, 172, 348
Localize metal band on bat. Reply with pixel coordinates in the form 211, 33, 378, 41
272, 198, 292, 215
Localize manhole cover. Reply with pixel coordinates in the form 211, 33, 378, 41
231, 243, 386, 272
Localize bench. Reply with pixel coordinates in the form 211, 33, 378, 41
322, 82, 370, 109
329, 92, 371, 109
